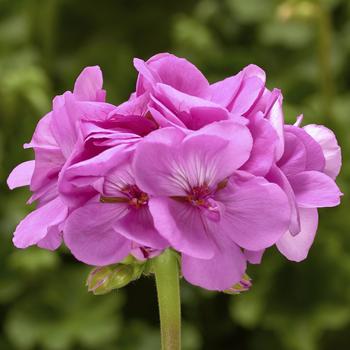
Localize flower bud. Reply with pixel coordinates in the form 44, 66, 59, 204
86, 266, 114, 295
87, 262, 145, 295
224, 274, 252, 295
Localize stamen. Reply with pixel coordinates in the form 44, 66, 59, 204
184, 185, 220, 221
100, 184, 148, 209
122, 184, 149, 209
216, 178, 228, 191
100, 196, 129, 203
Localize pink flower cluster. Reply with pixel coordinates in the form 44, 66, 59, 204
8, 53, 342, 291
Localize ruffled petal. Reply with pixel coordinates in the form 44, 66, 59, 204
24, 112, 58, 150
135, 53, 209, 97
73, 66, 105, 102
134, 122, 252, 196
216, 171, 291, 250
209, 71, 244, 108
153, 83, 229, 130
13, 197, 68, 248
7, 160, 35, 189
37, 226, 62, 251
64, 202, 130, 266
277, 208, 318, 262
149, 197, 215, 259
228, 64, 266, 115
277, 132, 307, 177
51, 92, 80, 158
60, 144, 132, 203
241, 113, 278, 176
182, 237, 246, 291
113, 207, 168, 249
284, 125, 325, 172
51, 93, 114, 158
303, 124, 341, 179
244, 249, 265, 264
181, 121, 253, 187
289, 171, 342, 208
265, 89, 285, 160
266, 165, 300, 235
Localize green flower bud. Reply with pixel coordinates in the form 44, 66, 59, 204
86, 261, 147, 295
86, 266, 114, 295
107, 264, 135, 290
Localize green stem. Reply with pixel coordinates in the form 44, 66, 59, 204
153, 249, 181, 350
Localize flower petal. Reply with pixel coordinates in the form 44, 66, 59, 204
73, 66, 105, 102
113, 207, 168, 249
13, 197, 68, 248
228, 64, 266, 115
277, 132, 307, 177
209, 71, 244, 108
284, 125, 325, 172
241, 113, 278, 176
149, 97, 187, 128
134, 128, 191, 196
265, 89, 285, 160
134, 122, 252, 196
149, 197, 215, 259
37, 226, 62, 251
112, 92, 149, 117
51, 93, 114, 158
289, 171, 342, 208
7, 160, 35, 189
216, 171, 291, 250
24, 112, 58, 150
153, 83, 229, 130
266, 165, 300, 235
135, 53, 209, 97
64, 202, 130, 266
303, 124, 341, 179
277, 208, 318, 262
244, 249, 265, 264
182, 238, 246, 291
181, 121, 253, 186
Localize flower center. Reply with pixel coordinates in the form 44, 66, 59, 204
123, 185, 149, 208
186, 185, 220, 221
100, 184, 148, 209
187, 185, 211, 207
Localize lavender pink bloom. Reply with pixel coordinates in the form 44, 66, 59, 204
7, 53, 343, 291
7, 66, 114, 249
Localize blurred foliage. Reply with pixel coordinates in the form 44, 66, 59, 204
0, 0, 349, 349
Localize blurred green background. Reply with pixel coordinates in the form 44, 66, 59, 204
0, 0, 349, 349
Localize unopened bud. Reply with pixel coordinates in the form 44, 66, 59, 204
87, 262, 145, 295
86, 266, 114, 295
224, 274, 252, 295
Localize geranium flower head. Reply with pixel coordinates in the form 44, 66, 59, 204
133, 120, 291, 290
7, 53, 342, 295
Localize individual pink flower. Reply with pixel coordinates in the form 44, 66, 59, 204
56, 99, 157, 208
249, 121, 342, 264
7, 66, 115, 250
133, 120, 291, 290
274, 122, 341, 261
63, 148, 168, 266
133, 53, 263, 130
133, 53, 282, 179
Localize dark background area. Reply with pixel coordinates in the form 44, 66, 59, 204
0, 0, 349, 349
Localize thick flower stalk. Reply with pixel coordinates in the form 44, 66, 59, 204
8, 53, 342, 349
